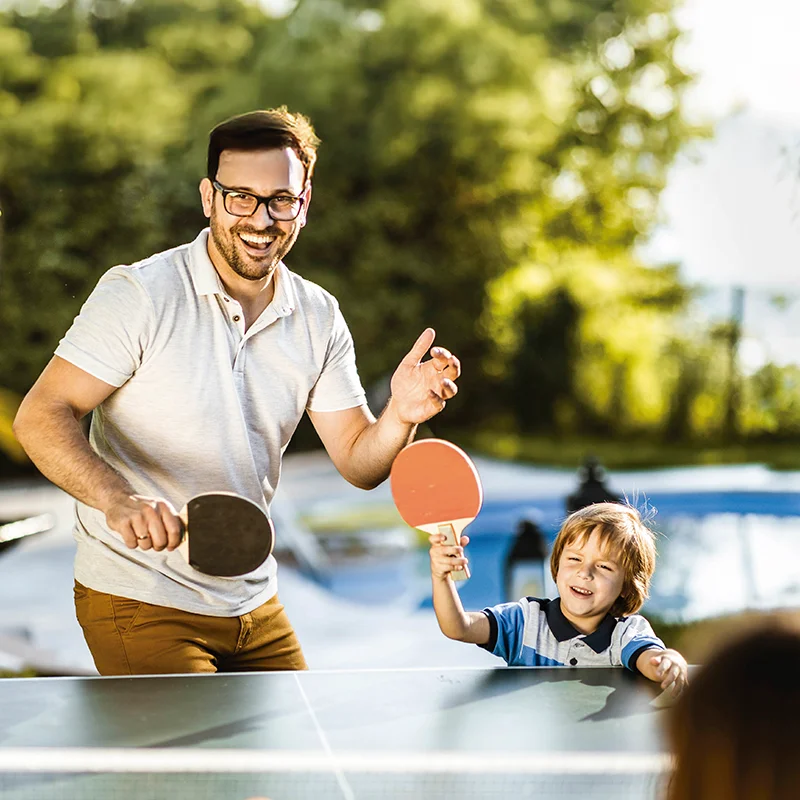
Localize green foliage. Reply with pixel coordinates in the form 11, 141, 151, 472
0, 0, 796, 462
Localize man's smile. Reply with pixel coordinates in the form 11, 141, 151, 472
237, 231, 278, 254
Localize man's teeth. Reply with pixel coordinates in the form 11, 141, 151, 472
572, 586, 592, 595
239, 233, 276, 246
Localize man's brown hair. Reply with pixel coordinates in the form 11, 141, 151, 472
207, 107, 320, 184
549, 502, 656, 617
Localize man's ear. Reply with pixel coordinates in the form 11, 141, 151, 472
298, 185, 312, 228
199, 178, 214, 219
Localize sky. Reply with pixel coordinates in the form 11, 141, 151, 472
643, 0, 800, 292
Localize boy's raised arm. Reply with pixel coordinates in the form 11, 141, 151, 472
429, 532, 490, 644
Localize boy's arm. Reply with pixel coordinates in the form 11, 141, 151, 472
429, 532, 490, 644
635, 647, 689, 695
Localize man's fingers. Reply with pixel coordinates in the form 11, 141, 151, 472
129, 516, 153, 550
157, 502, 183, 551
117, 521, 139, 550
141, 504, 168, 551
401, 328, 436, 366
432, 350, 461, 380
440, 379, 459, 400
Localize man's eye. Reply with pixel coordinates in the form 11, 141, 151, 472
230, 192, 251, 201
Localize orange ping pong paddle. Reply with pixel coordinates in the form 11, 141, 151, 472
390, 439, 483, 581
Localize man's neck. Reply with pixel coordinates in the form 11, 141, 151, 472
207, 241, 277, 328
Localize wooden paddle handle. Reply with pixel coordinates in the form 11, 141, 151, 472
420, 519, 472, 581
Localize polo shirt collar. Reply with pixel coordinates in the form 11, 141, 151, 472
188, 228, 296, 317
189, 229, 225, 297
545, 598, 618, 654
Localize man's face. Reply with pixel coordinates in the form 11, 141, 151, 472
200, 147, 309, 282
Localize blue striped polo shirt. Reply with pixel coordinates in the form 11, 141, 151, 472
480, 597, 664, 672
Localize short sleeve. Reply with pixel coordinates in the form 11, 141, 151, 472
55, 267, 154, 387
306, 301, 367, 412
619, 615, 665, 673
480, 601, 527, 666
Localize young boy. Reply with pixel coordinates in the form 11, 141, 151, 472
429, 502, 688, 695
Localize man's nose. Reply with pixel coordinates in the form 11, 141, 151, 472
249, 202, 273, 227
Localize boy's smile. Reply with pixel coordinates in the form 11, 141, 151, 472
556, 528, 626, 634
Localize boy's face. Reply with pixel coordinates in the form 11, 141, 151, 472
555, 528, 626, 634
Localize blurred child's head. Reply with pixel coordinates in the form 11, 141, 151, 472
668, 616, 800, 800
549, 502, 656, 617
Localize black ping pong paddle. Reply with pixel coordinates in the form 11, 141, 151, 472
174, 492, 274, 577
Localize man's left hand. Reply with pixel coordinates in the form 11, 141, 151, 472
389, 328, 461, 424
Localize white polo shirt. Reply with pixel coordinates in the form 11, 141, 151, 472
55, 229, 366, 615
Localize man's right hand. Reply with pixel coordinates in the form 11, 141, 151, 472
105, 495, 183, 552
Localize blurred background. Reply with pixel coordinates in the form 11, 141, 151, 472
1, 0, 799, 676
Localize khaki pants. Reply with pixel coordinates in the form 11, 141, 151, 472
74, 581, 308, 676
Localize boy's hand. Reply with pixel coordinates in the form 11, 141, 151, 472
429, 532, 470, 580
650, 648, 688, 696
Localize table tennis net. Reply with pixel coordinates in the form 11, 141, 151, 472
0, 747, 671, 799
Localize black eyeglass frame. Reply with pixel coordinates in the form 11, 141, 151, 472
211, 180, 307, 221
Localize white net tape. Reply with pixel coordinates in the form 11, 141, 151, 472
0, 748, 672, 775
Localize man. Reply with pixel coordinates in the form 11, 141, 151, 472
13, 108, 460, 676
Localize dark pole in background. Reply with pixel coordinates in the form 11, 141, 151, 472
566, 456, 620, 514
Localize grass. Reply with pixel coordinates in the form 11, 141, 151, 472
457, 431, 800, 471
299, 504, 404, 534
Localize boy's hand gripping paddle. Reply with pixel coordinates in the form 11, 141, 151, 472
174, 492, 274, 577
390, 439, 483, 581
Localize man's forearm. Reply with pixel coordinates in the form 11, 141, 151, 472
340, 399, 417, 489
14, 403, 134, 513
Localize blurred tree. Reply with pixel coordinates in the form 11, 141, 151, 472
5, 0, 787, 459
194, 0, 701, 438
0, 0, 270, 395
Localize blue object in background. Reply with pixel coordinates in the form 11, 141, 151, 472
421, 490, 800, 616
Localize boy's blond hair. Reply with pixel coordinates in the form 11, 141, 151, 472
549, 502, 656, 617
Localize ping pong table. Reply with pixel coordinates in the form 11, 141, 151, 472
0, 665, 671, 799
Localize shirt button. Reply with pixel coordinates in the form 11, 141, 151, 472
223, 297, 230, 303
569, 658, 578, 666
233, 315, 241, 322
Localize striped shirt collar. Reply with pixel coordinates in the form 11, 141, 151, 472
543, 598, 618, 654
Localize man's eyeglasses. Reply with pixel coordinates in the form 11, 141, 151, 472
212, 180, 305, 221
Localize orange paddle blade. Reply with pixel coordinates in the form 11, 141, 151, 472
390, 439, 483, 529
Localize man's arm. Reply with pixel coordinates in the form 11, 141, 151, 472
308, 329, 460, 490
13, 357, 182, 551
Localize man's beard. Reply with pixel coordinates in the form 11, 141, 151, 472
209, 212, 299, 281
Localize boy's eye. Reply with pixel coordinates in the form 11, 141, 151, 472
567, 556, 580, 561
600, 564, 613, 571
